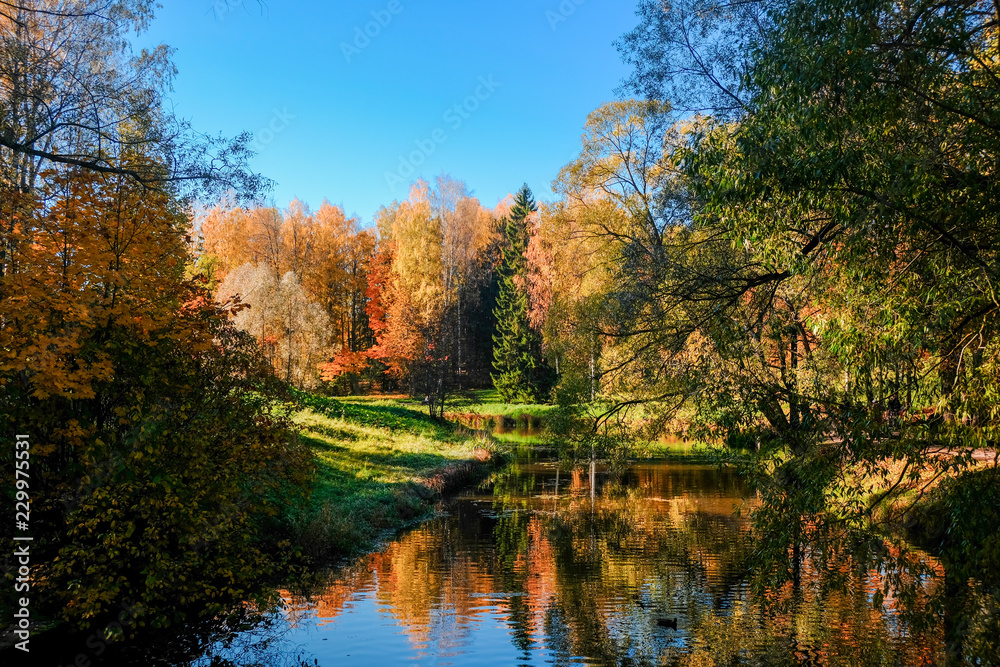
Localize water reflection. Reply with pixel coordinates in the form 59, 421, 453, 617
195, 461, 945, 666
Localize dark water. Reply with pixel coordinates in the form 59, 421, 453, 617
188, 460, 943, 666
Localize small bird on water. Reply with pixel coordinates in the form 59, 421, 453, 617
656, 618, 678, 629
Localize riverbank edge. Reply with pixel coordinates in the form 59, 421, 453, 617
0, 429, 510, 658
283, 392, 517, 566
295, 449, 510, 567
875, 464, 1000, 570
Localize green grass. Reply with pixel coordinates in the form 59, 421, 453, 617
283, 392, 717, 565
287, 392, 500, 562
442, 389, 558, 418
339, 388, 557, 420
322, 391, 719, 457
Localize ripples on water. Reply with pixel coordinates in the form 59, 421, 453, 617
191, 461, 945, 666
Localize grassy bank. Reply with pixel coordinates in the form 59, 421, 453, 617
288, 393, 506, 563
342, 389, 557, 420
284, 392, 717, 559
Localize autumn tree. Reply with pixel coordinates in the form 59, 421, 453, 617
530, 199, 619, 403
312, 206, 377, 394
0, 0, 311, 639
367, 177, 496, 412
365, 244, 423, 389
198, 203, 284, 280
433, 175, 495, 388
0, 166, 311, 631
365, 243, 414, 385
216, 264, 330, 389
308, 202, 376, 357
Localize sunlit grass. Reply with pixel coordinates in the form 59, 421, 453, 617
339, 388, 558, 419
287, 393, 488, 562
294, 407, 476, 501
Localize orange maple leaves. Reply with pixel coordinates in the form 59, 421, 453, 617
0, 169, 209, 402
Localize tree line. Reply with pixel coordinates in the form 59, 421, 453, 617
194, 175, 554, 415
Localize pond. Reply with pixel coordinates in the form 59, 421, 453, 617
187, 459, 943, 666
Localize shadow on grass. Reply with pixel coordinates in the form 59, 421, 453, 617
299, 433, 460, 492
296, 391, 456, 440
288, 391, 502, 566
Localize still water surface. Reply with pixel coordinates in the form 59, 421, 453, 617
192, 459, 941, 666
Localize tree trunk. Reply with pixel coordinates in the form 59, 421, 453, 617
589, 346, 596, 402
589, 455, 596, 503
906, 364, 913, 410
437, 369, 446, 420
940, 346, 960, 407
457, 292, 463, 390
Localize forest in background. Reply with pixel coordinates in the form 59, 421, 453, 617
2, 0, 999, 661
193, 176, 557, 411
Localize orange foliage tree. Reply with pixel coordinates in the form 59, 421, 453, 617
365, 177, 497, 410
364, 243, 422, 385
197, 198, 377, 391
0, 167, 312, 631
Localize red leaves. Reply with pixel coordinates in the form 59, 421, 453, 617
363, 244, 422, 379
319, 349, 370, 382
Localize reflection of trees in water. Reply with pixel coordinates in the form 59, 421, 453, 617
522, 478, 750, 664
166, 604, 316, 667
268, 462, 947, 666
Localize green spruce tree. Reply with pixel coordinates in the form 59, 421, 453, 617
492, 184, 552, 402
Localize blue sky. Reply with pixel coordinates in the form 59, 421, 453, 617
141, 0, 639, 225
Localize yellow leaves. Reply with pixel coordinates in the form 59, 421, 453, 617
5, 170, 308, 631
1, 169, 206, 401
